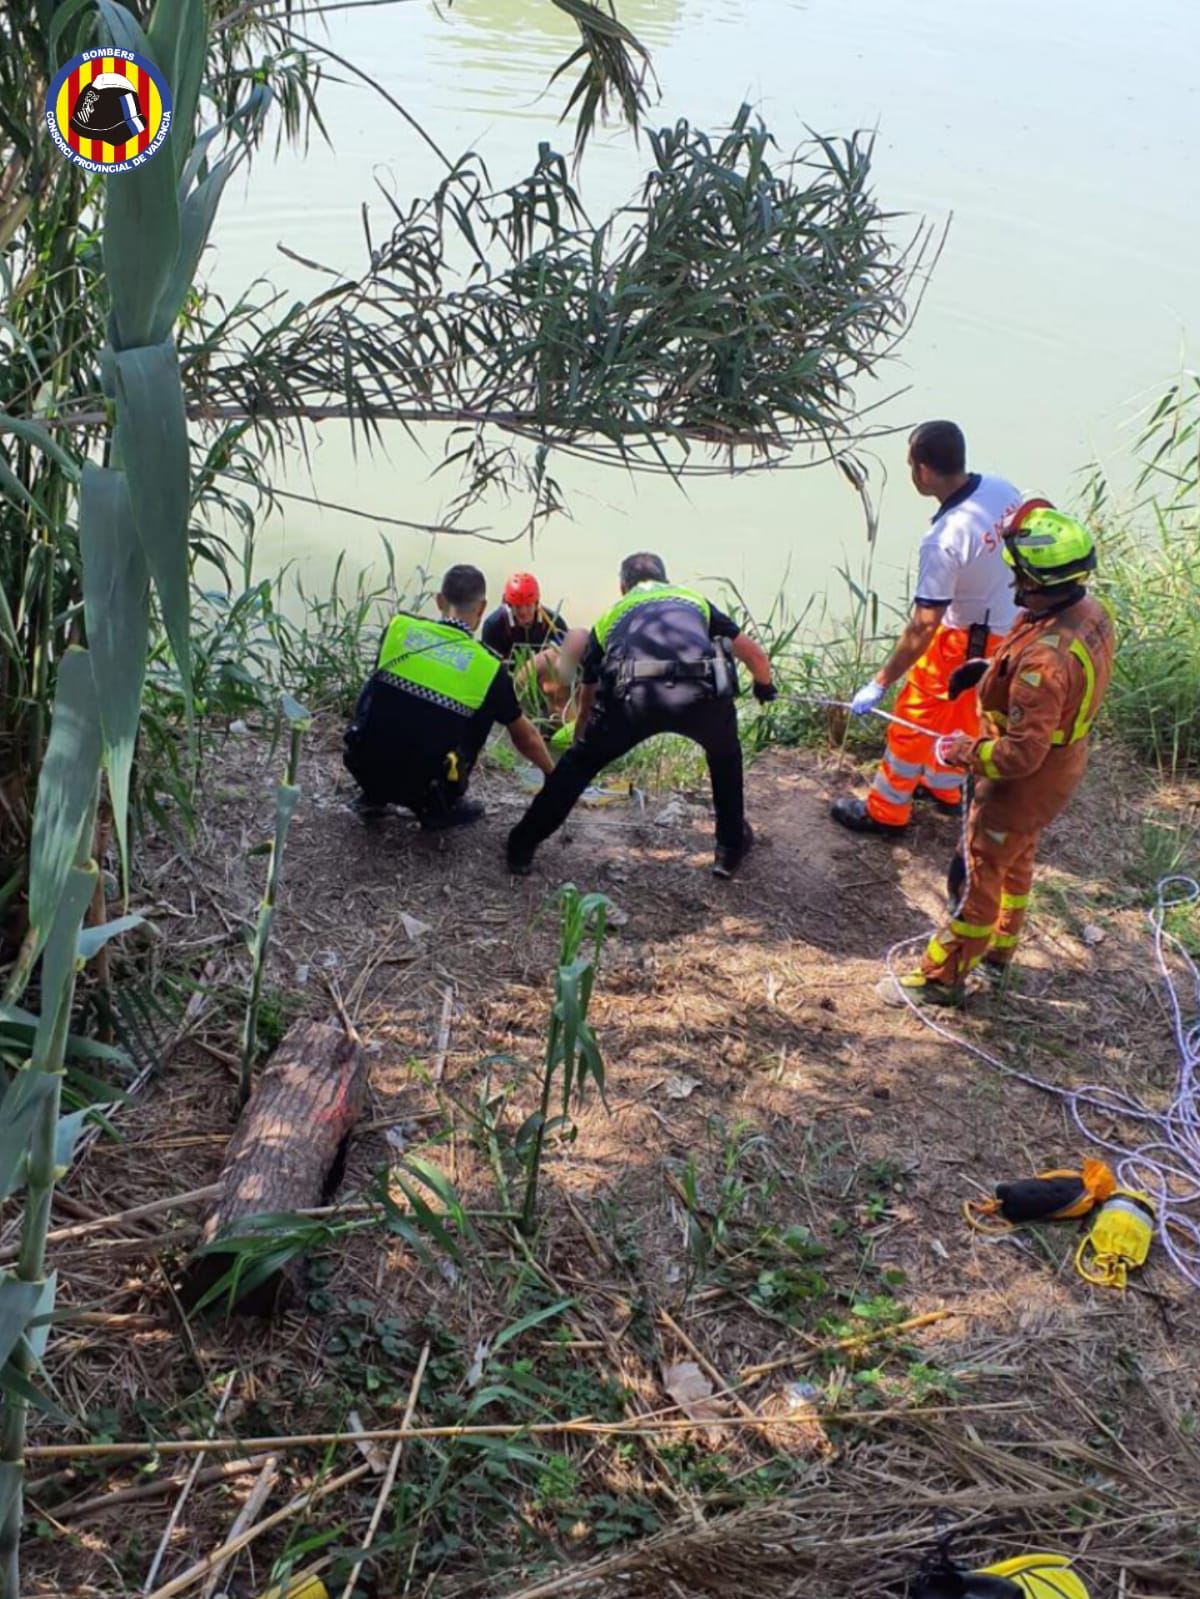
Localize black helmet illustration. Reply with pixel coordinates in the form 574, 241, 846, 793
69, 71, 145, 142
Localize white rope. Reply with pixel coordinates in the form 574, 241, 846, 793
782, 691, 1200, 1286
884, 880, 1200, 1291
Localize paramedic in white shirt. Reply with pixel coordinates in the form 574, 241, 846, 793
830, 420, 1022, 834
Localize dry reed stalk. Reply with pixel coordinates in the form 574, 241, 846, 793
199, 1453, 279, 1599
738, 1309, 956, 1380
432, 985, 454, 1083
24, 1399, 1029, 1463
143, 1462, 369, 1599
336, 1341, 430, 1599
142, 1377, 239, 1592
54, 1462, 255, 1526
0, 1185, 224, 1259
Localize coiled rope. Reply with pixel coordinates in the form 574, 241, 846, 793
783, 693, 1200, 1288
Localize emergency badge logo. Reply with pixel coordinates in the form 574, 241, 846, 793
45, 49, 172, 175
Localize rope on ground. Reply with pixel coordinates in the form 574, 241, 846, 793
884, 877, 1200, 1291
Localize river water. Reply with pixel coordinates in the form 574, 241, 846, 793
208, 0, 1197, 627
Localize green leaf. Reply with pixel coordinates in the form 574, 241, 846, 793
26, 1272, 58, 1363
147, 0, 207, 177
78, 914, 145, 961
0, 1361, 75, 1427
96, 0, 151, 55
274, 782, 300, 839
0, 1278, 43, 1369
36, 865, 98, 1062
79, 463, 150, 886
0, 572, 19, 664
103, 135, 181, 352
0, 1005, 133, 1068
50, 0, 96, 64
27, 651, 101, 958
153, 158, 232, 340
0, 451, 52, 522
280, 693, 312, 725
0, 413, 81, 480
0, 1074, 54, 1202
54, 1110, 92, 1176
113, 343, 191, 707
492, 1297, 574, 1353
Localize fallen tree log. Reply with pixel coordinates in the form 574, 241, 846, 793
180, 1019, 366, 1315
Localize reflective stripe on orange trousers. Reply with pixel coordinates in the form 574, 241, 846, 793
921, 818, 1040, 985
866, 625, 1002, 827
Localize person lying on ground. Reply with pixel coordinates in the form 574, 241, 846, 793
830, 420, 1022, 836
343, 563, 553, 831
506, 552, 776, 881
879, 503, 1114, 1009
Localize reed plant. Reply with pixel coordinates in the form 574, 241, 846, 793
519, 885, 611, 1236
1091, 376, 1200, 774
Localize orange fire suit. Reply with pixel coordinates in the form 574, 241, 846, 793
867, 624, 1004, 826
921, 593, 1115, 986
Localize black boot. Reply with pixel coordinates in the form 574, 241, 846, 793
713, 821, 755, 879
830, 795, 907, 837
420, 798, 485, 832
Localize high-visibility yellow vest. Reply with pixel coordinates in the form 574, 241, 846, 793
376, 614, 501, 715
593, 582, 711, 648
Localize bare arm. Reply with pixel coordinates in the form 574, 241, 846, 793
875, 603, 945, 688
506, 715, 554, 775
573, 682, 598, 740
731, 632, 773, 687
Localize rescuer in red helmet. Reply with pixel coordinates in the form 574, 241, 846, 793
482, 573, 582, 727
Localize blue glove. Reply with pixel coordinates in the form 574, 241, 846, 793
850, 680, 886, 716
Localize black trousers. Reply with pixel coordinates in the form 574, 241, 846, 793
508, 689, 745, 856
343, 731, 469, 824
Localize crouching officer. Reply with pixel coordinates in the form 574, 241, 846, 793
505, 552, 776, 878
344, 564, 554, 829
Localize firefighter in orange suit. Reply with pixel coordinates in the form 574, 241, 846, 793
881, 502, 1114, 1007
831, 420, 1022, 835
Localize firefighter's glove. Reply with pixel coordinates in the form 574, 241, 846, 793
850, 680, 885, 716
753, 680, 778, 704
948, 657, 989, 699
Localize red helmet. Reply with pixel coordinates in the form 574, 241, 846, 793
503, 572, 540, 608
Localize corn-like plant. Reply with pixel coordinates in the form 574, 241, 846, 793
518, 885, 611, 1235
0, 2, 220, 1588
239, 694, 311, 1102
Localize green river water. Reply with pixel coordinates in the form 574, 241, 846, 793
207, 0, 1197, 626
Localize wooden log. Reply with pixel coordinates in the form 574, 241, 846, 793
180, 1020, 366, 1315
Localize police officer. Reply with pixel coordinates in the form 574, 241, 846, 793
344, 564, 553, 828
505, 553, 777, 878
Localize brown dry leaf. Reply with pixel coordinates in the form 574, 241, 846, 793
660, 1361, 728, 1422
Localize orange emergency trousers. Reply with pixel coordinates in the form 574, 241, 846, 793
866, 624, 1003, 827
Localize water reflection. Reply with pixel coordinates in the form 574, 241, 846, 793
430, 0, 684, 114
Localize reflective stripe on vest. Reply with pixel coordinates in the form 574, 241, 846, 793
593, 582, 711, 647
377, 614, 501, 715
1049, 637, 1098, 746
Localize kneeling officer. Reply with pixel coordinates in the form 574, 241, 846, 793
506, 552, 776, 878
344, 564, 554, 829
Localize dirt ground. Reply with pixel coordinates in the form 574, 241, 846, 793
21, 727, 1200, 1598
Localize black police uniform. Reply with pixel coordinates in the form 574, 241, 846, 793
507, 583, 745, 860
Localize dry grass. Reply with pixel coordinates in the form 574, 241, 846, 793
14, 729, 1200, 1598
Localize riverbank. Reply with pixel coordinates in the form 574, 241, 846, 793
22, 725, 1200, 1597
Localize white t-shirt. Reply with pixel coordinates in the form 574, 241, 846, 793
913, 473, 1023, 633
